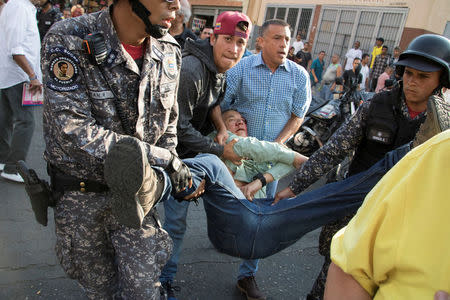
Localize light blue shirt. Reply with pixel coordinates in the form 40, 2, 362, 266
221, 52, 311, 141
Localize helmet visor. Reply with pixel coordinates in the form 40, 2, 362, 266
395, 55, 442, 72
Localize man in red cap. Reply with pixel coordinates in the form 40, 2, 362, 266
159, 11, 267, 300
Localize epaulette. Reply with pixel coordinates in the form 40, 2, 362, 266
159, 33, 181, 49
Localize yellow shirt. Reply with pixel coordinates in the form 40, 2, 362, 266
331, 130, 450, 299
370, 45, 382, 68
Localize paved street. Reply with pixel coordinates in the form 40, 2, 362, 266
0, 106, 322, 300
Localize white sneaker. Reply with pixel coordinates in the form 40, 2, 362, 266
0, 163, 5, 171
1, 172, 24, 183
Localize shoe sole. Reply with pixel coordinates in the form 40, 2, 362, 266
1, 172, 24, 183
236, 283, 266, 300
104, 138, 146, 229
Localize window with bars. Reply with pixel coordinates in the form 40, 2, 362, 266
264, 6, 313, 39
312, 7, 407, 64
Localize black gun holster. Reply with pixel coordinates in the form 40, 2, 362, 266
17, 161, 55, 226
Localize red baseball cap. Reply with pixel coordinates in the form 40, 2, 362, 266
213, 11, 252, 39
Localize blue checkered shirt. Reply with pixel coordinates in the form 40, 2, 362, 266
222, 53, 311, 141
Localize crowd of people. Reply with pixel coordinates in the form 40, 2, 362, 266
0, 0, 449, 300
288, 35, 408, 101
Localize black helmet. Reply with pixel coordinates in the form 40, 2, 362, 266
396, 34, 450, 88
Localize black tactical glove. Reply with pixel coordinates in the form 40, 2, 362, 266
165, 154, 192, 194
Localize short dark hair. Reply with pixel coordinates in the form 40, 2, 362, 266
201, 26, 213, 32
319, 50, 325, 55
382, 45, 388, 50
58, 61, 68, 69
394, 46, 401, 52
353, 57, 361, 62
376, 37, 385, 43
260, 19, 290, 36
362, 53, 369, 60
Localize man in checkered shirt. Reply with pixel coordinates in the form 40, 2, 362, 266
222, 18, 311, 192
369, 45, 390, 91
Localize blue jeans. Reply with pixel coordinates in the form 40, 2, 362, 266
160, 196, 259, 283
319, 83, 334, 101
176, 143, 410, 260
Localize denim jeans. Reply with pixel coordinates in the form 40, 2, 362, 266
160, 195, 259, 283
319, 83, 334, 102
177, 143, 410, 260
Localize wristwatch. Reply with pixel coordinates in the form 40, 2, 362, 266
166, 155, 182, 173
29, 74, 38, 81
252, 173, 267, 187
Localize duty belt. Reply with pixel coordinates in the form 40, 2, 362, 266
49, 164, 108, 193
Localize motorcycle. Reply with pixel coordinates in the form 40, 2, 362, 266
287, 67, 374, 157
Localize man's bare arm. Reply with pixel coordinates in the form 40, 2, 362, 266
210, 105, 228, 145
13, 55, 42, 94
240, 173, 274, 201
324, 263, 372, 300
274, 114, 303, 144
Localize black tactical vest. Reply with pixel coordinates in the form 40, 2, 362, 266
348, 86, 425, 175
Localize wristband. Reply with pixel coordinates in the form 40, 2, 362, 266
29, 74, 37, 81
252, 173, 267, 187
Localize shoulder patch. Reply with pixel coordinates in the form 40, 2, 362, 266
163, 53, 177, 79
47, 47, 80, 92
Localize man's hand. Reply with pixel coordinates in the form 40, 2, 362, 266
165, 155, 192, 193
182, 179, 206, 201
435, 291, 450, 300
273, 187, 296, 205
293, 152, 308, 169
214, 129, 229, 145
222, 139, 242, 165
29, 78, 43, 95
239, 180, 262, 201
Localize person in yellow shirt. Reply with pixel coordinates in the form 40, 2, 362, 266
324, 130, 450, 299
369, 37, 384, 69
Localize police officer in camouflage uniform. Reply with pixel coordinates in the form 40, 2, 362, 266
41, 0, 190, 298
275, 34, 450, 300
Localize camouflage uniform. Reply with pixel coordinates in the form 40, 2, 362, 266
42, 8, 180, 299
290, 95, 426, 300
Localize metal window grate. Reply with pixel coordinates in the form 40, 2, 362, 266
377, 12, 404, 51
287, 8, 299, 37
354, 11, 378, 54
276, 7, 287, 20
331, 10, 357, 64
312, 7, 407, 63
297, 8, 313, 40
315, 9, 338, 56
265, 7, 275, 21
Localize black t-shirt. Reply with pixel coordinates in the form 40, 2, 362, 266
296, 50, 311, 69
343, 69, 362, 89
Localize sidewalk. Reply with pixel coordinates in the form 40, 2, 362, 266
0, 107, 322, 299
